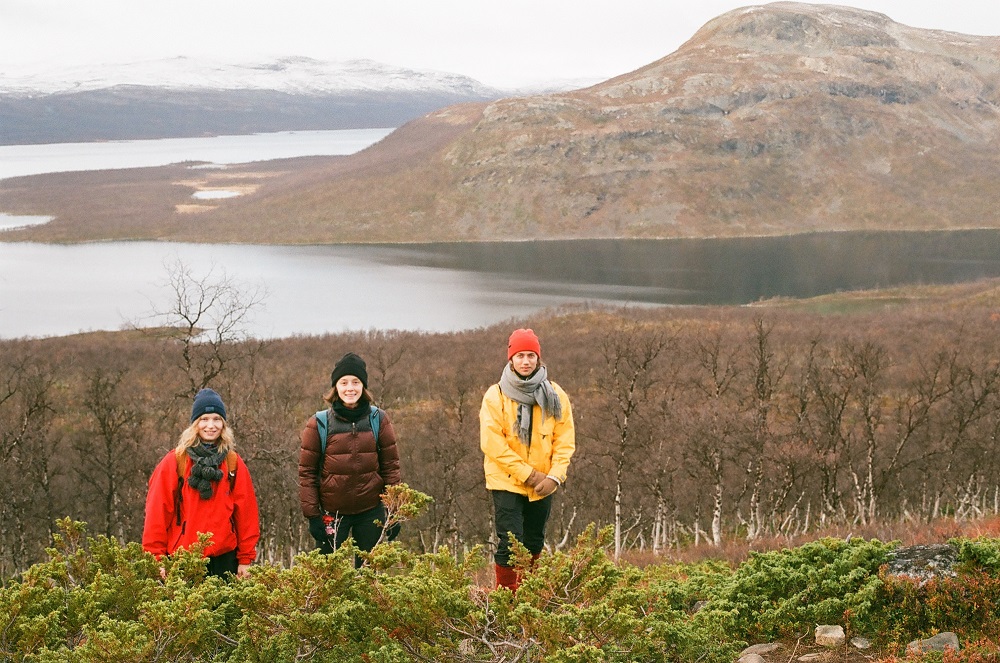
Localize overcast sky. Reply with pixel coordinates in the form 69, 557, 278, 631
3, 1, 1000, 89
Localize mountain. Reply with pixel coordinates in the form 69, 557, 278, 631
220, 1, 998, 243
4, 2, 1000, 244
0, 57, 508, 145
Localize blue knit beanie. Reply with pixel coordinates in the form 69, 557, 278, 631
191, 388, 227, 422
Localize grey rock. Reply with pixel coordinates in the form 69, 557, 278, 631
885, 544, 959, 584
906, 632, 961, 654
815, 624, 845, 647
740, 643, 781, 655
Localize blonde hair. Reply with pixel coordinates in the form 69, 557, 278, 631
174, 415, 235, 459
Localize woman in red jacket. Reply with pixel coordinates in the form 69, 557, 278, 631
298, 352, 401, 565
143, 388, 260, 578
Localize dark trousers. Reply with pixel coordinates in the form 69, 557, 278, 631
491, 490, 552, 567
317, 503, 398, 567
206, 549, 238, 577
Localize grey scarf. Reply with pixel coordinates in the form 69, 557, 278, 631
498, 363, 562, 445
186, 443, 226, 499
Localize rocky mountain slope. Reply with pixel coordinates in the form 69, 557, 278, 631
257, 1, 1000, 243
4, 2, 1000, 243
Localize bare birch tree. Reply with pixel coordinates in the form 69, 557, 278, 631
141, 259, 267, 398
599, 323, 670, 559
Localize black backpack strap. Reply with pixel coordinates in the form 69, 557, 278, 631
175, 452, 186, 526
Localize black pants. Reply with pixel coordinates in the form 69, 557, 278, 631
316, 504, 398, 566
491, 490, 552, 567
206, 549, 238, 577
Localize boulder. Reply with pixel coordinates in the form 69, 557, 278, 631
815, 625, 845, 647
885, 544, 958, 584
850, 636, 871, 649
740, 643, 781, 656
906, 632, 961, 654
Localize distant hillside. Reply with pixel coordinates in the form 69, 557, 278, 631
0, 57, 507, 145
4, 2, 1000, 243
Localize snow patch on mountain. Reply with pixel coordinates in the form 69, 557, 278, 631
0, 56, 504, 97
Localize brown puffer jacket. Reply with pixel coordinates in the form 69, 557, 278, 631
298, 407, 401, 518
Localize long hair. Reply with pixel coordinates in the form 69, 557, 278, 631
173, 416, 235, 459
323, 386, 377, 407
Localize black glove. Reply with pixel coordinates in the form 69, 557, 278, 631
308, 516, 327, 542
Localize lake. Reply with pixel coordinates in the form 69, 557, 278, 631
4, 230, 1000, 339
0, 128, 395, 180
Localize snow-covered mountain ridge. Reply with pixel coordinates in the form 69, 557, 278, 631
0, 56, 523, 144
0, 56, 504, 97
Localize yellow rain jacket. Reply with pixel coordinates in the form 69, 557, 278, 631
480, 381, 575, 500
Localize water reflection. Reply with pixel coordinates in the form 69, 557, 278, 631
384, 231, 1000, 305
2, 229, 1000, 339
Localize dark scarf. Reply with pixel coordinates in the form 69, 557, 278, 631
186, 442, 226, 499
332, 395, 371, 423
498, 363, 562, 445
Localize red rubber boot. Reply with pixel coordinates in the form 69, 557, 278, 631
494, 563, 520, 592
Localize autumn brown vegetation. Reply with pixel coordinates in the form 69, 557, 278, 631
4, 279, 1000, 580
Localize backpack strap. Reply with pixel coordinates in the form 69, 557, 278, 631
316, 409, 329, 455
315, 409, 329, 489
369, 405, 382, 448
225, 451, 238, 491
175, 452, 186, 526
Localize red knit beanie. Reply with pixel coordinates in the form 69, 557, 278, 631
507, 328, 541, 360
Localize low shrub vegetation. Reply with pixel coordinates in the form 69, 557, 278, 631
4, 520, 1000, 662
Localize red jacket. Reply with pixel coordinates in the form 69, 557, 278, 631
143, 450, 260, 565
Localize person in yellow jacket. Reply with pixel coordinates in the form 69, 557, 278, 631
480, 328, 575, 592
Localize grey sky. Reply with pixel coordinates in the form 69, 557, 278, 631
2, 1, 999, 88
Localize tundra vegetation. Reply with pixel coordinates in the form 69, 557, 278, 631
4, 278, 1000, 660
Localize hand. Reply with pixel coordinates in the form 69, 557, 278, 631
524, 469, 544, 489
159, 566, 167, 580
534, 477, 558, 497
237, 563, 251, 579
308, 515, 327, 542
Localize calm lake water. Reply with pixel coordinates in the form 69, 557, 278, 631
4, 230, 1000, 339
0, 128, 394, 180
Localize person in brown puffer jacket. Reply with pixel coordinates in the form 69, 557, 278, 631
298, 352, 401, 565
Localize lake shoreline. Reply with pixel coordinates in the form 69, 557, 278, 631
7, 225, 1000, 246
5, 230, 1000, 339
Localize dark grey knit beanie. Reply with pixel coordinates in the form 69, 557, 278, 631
191, 388, 227, 422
